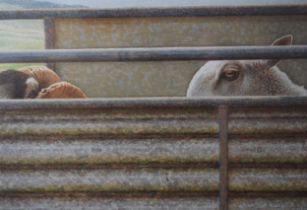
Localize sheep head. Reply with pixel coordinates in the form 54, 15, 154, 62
0, 70, 39, 99
187, 35, 306, 96
0, 66, 87, 99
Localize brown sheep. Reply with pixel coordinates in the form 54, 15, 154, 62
0, 66, 86, 99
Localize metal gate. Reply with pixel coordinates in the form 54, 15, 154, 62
0, 5, 306, 210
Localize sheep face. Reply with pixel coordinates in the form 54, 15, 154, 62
187, 59, 305, 96
187, 34, 306, 97
0, 70, 39, 99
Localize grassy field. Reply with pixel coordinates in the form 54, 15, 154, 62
0, 3, 45, 70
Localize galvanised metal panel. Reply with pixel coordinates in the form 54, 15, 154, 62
0, 195, 219, 210
0, 168, 219, 192
1, 195, 307, 210
2, 138, 306, 165
229, 197, 307, 210
0, 97, 306, 209
0, 138, 219, 165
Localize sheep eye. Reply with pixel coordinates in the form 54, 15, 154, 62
221, 64, 241, 81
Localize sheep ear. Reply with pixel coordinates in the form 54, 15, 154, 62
266, 34, 294, 67
271, 34, 293, 46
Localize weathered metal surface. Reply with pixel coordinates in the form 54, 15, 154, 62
2, 195, 307, 210
0, 169, 219, 192
0, 103, 217, 136
1, 4, 307, 209
0, 195, 219, 210
1, 138, 306, 165
229, 197, 307, 210
228, 107, 307, 135
218, 106, 229, 210
0, 5, 306, 20
0, 138, 218, 165
44, 19, 55, 51
1, 168, 306, 192
230, 169, 307, 191
44, 18, 56, 71
0, 118, 215, 136
54, 16, 307, 48
0, 96, 305, 109
53, 15, 307, 97
229, 138, 307, 163
0, 46, 306, 63
1, 195, 307, 210
0, 97, 306, 209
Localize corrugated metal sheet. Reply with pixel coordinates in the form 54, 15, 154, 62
0, 97, 306, 209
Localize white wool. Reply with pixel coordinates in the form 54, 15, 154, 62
26, 77, 39, 91
187, 60, 307, 97
187, 35, 307, 97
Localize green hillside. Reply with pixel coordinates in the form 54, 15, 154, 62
0, 0, 85, 70
0, 0, 84, 9
0, 20, 44, 69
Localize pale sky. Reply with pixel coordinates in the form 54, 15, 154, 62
38, 0, 307, 8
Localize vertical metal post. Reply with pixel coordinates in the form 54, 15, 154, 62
44, 18, 56, 71
218, 105, 229, 210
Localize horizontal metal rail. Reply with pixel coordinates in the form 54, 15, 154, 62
1, 195, 307, 210
0, 5, 307, 19
1, 46, 307, 63
0, 96, 306, 110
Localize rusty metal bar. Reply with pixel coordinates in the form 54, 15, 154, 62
0, 5, 306, 20
44, 19, 55, 52
0, 46, 306, 63
44, 18, 57, 71
0, 96, 305, 110
218, 105, 229, 210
